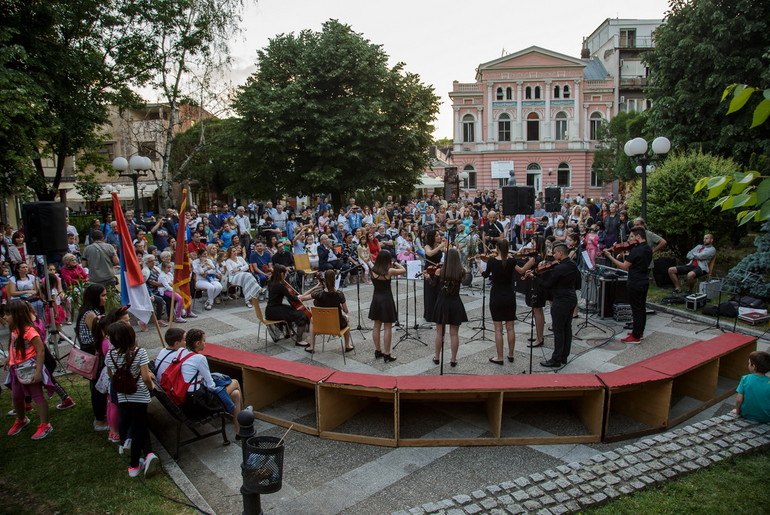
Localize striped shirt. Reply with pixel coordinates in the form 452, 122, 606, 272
105, 347, 150, 404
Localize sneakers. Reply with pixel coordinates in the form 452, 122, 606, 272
144, 452, 159, 477
56, 397, 76, 410
246, 302, 253, 308
7, 403, 33, 416
7, 417, 30, 436
128, 465, 142, 478
621, 335, 642, 343
626, 332, 645, 340
174, 317, 187, 323
157, 320, 168, 327
93, 420, 110, 431
670, 288, 682, 294
185, 311, 198, 319
108, 431, 120, 443
119, 438, 132, 455
31, 423, 53, 440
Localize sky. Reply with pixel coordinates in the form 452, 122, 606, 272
223, 0, 671, 139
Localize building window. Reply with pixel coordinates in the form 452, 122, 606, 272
626, 99, 638, 113
534, 86, 541, 99
496, 87, 504, 100
526, 163, 542, 189
557, 162, 571, 187
591, 166, 604, 187
97, 142, 116, 161
589, 112, 603, 140
498, 113, 511, 142
463, 165, 477, 189
620, 28, 637, 48
563, 85, 570, 98
554, 112, 568, 141
525, 86, 532, 99
462, 114, 475, 143
553, 85, 560, 98
139, 141, 158, 160
526, 112, 539, 141
506, 87, 513, 100
497, 178, 508, 189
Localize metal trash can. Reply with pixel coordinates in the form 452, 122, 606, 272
242, 436, 284, 494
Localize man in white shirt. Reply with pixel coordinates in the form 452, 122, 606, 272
65, 216, 79, 244
272, 204, 288, 234
234, 206, 252, 252
154, 328, 186, 381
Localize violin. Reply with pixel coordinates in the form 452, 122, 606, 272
283, 279, 312, 321
512, 248, 539, 259
475, 251, 499, 262
415, 262, 443, 278
604, 240, 641, 254
521, 260, 559, 280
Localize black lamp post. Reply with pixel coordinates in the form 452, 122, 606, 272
112, 156, 151, 213
623, 136, 671, 222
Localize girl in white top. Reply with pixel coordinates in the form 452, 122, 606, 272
224, 245, 260, 308
192, 248, 223, 310
158, 261, 187, 323
8, 262, 45, 321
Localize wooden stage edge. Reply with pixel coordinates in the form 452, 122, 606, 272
203, 333, 756, 447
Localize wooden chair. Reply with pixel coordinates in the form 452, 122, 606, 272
294, 253, 315, 292
310, 306, 352, 365
706, 254, 717, 279
253, 300, 287, 351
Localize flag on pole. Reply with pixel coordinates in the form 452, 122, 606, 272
173, 188, 192, 310
112, 192, 154, 323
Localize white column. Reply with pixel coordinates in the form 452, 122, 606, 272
476, 107, 483, 143
453, 107, 461, 144
572, 79, 581, 141
487, 82, 495, 142
516, 81, 524, 141
544, 80, 552, 141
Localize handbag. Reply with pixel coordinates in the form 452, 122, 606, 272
15, 357, 37, 385
94, 366, 111, 394
67, 346, 99, 380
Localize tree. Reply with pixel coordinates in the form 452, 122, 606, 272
232, 20, 440, 206
169, 117, 238, 194
625, 151, 743, 257
644, 0, 770, 166
0, 0, 166, 200
592, 111, 649, 183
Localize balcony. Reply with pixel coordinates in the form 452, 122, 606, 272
619, 77, 648, 89
619, 36, 654, 49
452, 82, 482, 92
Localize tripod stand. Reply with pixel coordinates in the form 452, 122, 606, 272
42, 256, 74, 372
351, 264, 369, 340
394, 276, 428, 348
469, 270, 493, 342
574, 268, 607, 339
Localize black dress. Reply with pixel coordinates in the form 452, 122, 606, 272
482, 258, 517, 321
368, 274, 397, 323
423, 249, 442, 322
432, 279, 468, 326
312, 289, 348, 328
265, 282, 308, 325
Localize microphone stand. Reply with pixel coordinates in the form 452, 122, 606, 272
395, 267, 427, 348
350, 264, 369, 339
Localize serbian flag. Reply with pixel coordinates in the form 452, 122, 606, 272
173, 188, 192, 310
112, 192, 154, 323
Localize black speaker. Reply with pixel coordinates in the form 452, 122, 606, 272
544, 187, 561, 212
653, 257, 676, 287
600, 277, 629, 318
22, 202, 68, 255
502, 186, 534, 216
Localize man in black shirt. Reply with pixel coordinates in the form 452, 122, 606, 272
602, 227, 653, 343
482, 210, 505, 251
534, 244, 578, 367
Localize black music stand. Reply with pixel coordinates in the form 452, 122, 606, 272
469, 264, 494, 343
574, 267, 607, 339
394, 272, 428, 349
351, 264, 369, 340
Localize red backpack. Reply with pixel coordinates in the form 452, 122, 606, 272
159, 350, 196, 405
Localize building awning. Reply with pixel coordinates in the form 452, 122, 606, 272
65, 184, 158, 202
415, 175, 445, 189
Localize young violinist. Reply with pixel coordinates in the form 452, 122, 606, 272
368, 252, 406, 362
521, 235, 549, 349
432, 249, 468, 367
422, 230, 446, 323
602, 227, 652, 343
524, 243, 578, 368
265, 264, 317, 347
476, 239, 533, 365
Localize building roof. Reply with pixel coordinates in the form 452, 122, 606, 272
582, 58, 610, 80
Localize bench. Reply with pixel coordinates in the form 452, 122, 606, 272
150, 378, 231, 459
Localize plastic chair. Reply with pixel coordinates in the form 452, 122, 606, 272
310, 306, 352, 365
253, 301, 287, 351
294, 253, 315, 291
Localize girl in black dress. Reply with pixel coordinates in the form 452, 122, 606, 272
307, 270, 354, 354
368, 251, 405, 363
265, 264, 315, 347
524, 235, 548, 348
423, 230, 447, 323
432, 249, 467, 367
476, 239, 532, 364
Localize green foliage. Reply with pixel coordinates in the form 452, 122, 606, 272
644, 0, 770, 167
169, 117, 239, 194
232, 19, 440, 206
74, 173, 105, 204
592, 111, 649, 182
626, 151, 743, 257
724, 220, 770, 298
433, 137, 453, 147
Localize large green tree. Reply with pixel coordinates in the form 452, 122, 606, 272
232, 20, 440, 206
592, 111, 649, 183
644, 0, 770, 165
0, 0, 166, 200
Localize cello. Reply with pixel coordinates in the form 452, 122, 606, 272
283, 279, 312, 321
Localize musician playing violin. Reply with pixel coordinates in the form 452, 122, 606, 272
524, 243, 578, 368
423, 230, 446, 323
520, 235, 549, 349
602, 227, 652, 344
265, 264, 318, 348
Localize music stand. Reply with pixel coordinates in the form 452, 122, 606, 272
469, 259, 493, 343
574, 258, 607, 339
350, 264, 369, 340
394, 260, 428, 348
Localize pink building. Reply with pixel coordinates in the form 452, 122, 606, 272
449, 46, 614, 199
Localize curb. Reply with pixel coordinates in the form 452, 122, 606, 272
393, 414, 770, 515
648, 301, 769, 339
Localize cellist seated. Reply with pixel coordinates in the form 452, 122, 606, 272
265, 264, 318, 347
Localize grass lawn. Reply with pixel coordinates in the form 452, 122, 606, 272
0, 374, 195, 514
587, 449, 770, 514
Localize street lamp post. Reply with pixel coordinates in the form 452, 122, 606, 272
623, 136, 671, 221
443, 167, 469, 201
112, 156, 151, 213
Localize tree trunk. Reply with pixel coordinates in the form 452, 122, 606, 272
160, 101, 178, 210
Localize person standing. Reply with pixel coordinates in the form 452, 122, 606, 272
82, 230, 119, 288
431, 249, 468, 367
422, 230, 446, 324
368, 252, 405, 362
602, 227, 653, 343
528, 244, 578, 368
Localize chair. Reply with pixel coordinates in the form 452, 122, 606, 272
294, 253, 315, 292
706, 254, 717, 279
190, 273, 206, 313
310, 306, 352, 365
253, 300, 288, 351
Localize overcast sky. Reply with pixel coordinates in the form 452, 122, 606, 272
225, 0, 671, 139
